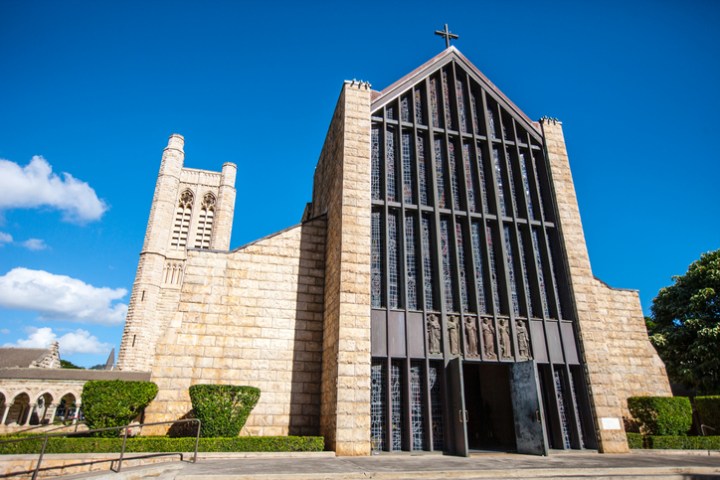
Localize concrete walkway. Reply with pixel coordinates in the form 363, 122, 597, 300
67, 451, 720, 480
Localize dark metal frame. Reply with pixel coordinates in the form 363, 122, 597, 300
369, 56, 594, 453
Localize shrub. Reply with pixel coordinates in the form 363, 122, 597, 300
627, 396, 692, 435
0, 436, 323, 454
81, 380, 158, 437
189, 385, 260, 437
694, 396, 720, 433
626, 432, 644, 449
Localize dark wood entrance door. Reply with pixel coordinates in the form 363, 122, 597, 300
447, 358, 469, 456
510, 360, 549, 455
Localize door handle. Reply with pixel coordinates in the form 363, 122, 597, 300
535, 409, 541, 422
458, 409, 468, 423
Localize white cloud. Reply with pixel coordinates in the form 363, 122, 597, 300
0, 232, 12, 245
0, 156, 107, 223
0, 328, 9, 335
4, 327, 111, 355
0, 268, 127, 325
21, 238, 48, 251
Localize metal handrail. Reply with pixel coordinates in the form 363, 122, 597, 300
701, 424, 717, 436
0, 418, 201, 479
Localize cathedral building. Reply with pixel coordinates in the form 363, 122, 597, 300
117, 46, 671, 456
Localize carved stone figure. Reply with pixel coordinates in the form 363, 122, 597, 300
448, 315, 460, 355
499, 318, 512, 359
481, 318, 497, 359
516, 320, 531, 359
464, 317, 479, 357
427, 314, 441, 355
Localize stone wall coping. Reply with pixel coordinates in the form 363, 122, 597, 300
594, 276, 640, 293
0, 369, 151, 381
230, 214, 327, 253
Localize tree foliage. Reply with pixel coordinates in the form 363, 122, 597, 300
649, 249, 720, 394
60, 359, 83, 369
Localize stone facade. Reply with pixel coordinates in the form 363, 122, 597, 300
116, 52, 670, 456
142, 217, 327, 437
118, 134, 236, 372
541, 118, 671, 452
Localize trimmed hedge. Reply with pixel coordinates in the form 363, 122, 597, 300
695, 396, 720, 432
0, 436, 323, 455
627, 433, 720, 450
81, 380, 158, 437
189, 385, 260, 437
627, 396, 692, 435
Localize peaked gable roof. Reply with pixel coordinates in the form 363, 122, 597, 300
371, 46, 541, 140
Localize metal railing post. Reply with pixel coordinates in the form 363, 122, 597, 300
193, 419, 201, 463
31, 434, 49, 480
116, 425, 130, 472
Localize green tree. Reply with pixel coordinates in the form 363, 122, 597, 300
649, 249, 720, 394
60, 359, 83, 369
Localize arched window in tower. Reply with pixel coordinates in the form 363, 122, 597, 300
195, 193, 216, 249
171, 190, 194, 249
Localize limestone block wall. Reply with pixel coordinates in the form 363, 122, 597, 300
310, 81, 372, 455
541, 119, 671, 453
143, 216, 326, 436
119, 134, 236, 372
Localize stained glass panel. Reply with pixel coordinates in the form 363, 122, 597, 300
442, 69, 454, 130
410, 363, 425, 451
547, 235, 564, 320
391, 362, 403, 451
505, 148, 518, 216
471, 222, 487, 314
414, 88, 425, 125
476, 144, 490, 213
401, 95, 410, 122
434, 137, 447, 209
371, 127, 381, 200
554, 369, 572, 449
405, 216, 418, 310
430, 76, 441, 128
493, 148, 507, 217
417, 135, 429, 206
387, 127, 398, 202
371, 361, 386, 451
402, 131, 414, 204
448, 141, 461, 210
504, 225, 521, 316
422, 215, 434, 310
371, 211, 383, 308
388, 211, 400, 309
429, 365, 444, 451
519, 153, 535, 219
456, 77, 468, 133
532, 228, 551, 318
456, 222, 470, 313
440, 218, 456, 312
518, 232, 535, 317
463, 142, 477, 213
487, 224, 502, 314
487, 107, 498, 138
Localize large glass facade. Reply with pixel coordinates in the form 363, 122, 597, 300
369, 57, 588, 453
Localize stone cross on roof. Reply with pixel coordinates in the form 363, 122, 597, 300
434, 24, 459, 48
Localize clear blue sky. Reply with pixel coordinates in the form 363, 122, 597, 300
1, 0, 718, 367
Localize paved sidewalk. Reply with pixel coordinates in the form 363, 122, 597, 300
69, 451, 720, 480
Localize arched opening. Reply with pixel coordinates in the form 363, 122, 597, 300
5, 393, 31, 426
29, 392, 54, 425
54, 393, 78, 423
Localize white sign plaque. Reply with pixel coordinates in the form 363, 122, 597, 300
600, 417, 622, 430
